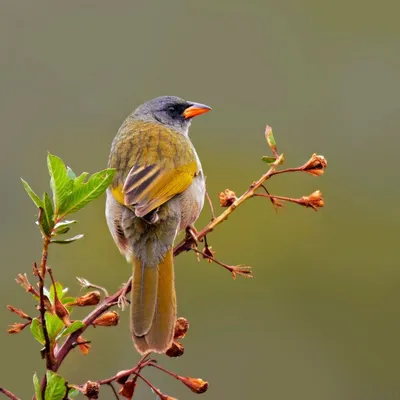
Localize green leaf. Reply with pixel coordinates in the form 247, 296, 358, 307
54, 226, 70, 235
261, 156, 276, 164
74, 172, 89, 187
59, 320, 84, 338
33, 373, 42, 400
49, 282, 67, 304
45, 312, 65, 341
66, 166, 76, 180
41, 192, 55, 235
21, 178, 44, 208
62, 296, 77, 305
51, 233, 84, 244
47, 153, 73, 216
30, 318, 45, 344
265, 125, 277, 152
53, 220, 77, 236
45, 371, 66, 400
60, 168, 115, 216
67, 388, 81, 398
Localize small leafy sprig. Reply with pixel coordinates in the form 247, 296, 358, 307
8, 154, 115, 398
21, 154, 115, 243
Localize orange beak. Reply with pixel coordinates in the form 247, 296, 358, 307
183, 102, 212, 119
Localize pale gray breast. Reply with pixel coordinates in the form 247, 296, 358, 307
177, 154, 206, 231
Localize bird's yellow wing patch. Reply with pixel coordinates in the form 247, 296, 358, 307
123, 161, 197, 217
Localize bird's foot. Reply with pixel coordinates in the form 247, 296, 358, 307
117, 277, 132, 311
186, 225, 200, 244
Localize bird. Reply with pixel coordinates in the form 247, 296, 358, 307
106, 96, 211, 354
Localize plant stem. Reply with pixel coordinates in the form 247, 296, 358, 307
174, 162, 279, 256
0, 388, 20, 400
54, 281, 131, 370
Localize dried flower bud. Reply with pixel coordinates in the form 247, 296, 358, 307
119, 378, 137, 399
115, 370, 131, 384
300, 190, 324, 210
219, 189, 237, 207
55, 297, 71, 325
69, 291, 101, 307
77, 336, 91, 355
166, 340, 184, 357
202, 246, 215, 263
178, 376, 209, 394
8, 322, 29, 334
7, 305, 31, 320
93, 311, 119, 327
174, 317, 189, 340
302, 153, 327, 176
82, 381, 100, 399
15, 273, 39, 297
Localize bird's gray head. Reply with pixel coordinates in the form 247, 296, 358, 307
132, 96, 211, 135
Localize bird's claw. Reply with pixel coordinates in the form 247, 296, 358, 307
118, 293, 130, 311
117, 277, 132, 311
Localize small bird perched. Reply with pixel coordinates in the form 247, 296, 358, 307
106, 96, 211, 354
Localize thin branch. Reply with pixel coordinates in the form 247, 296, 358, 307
54, 280, 132, 370
205, 191, 216, 221
191, 248, 252, 279
134, 372, 165, 399
107, 383, 120, 400
174, 157, 282, 257
37, 234, 53, 373
252, 193, 304, 205
0, 388, 20, 400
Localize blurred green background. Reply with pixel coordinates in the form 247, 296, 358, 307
1, 1, 399, 399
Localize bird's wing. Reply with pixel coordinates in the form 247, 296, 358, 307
123, 160, 197, 217
118, 122, 198, 218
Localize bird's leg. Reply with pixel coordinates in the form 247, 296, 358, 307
117, 276, 132, 311
186, 225, 200, 243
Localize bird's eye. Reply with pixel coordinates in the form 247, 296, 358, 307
167, 106, 175, 114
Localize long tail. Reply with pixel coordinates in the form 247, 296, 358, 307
131, 249, 176, 354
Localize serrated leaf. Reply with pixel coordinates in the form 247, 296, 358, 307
68, 388, 81, 398
261, 156, 276, 164
42, 192, 55, 236
67, 166, 76, 180
51, 233, 84, 244
47, 153, 73, 216
33, 373, 42, 400
21, 178, 44, 208
60, 320, 84, 338
49, 282, 67, 304
60, 169, 115, 216
45, 371, 66, 400
45, 312, 64, 341
30, 318, 45, 344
